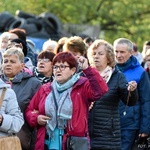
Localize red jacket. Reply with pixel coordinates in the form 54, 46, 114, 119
25, 67, 108, 150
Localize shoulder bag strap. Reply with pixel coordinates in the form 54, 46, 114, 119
0, 88, 7, 108
51, 86, 58, 110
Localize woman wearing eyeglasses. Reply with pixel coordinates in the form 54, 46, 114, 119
32, 50, 55, 84
25, 52, 108, 150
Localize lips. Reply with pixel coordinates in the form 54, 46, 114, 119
5, 67, 12, 70
94, 60, 100, 64
56, 73, 62, 76
39, 66, 45, 68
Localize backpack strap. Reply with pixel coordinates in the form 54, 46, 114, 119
0, 88, 7, 108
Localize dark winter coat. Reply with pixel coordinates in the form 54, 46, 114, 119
88, 67, 137, 150
0, 71, 41, 150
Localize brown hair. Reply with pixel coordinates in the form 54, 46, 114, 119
9, 28, 26, 42
38, 50, 55, 62
52, 52, 77, 69
63, 36, 86, 56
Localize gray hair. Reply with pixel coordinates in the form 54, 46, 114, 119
113, 38, 133, 52
3, 48, 24, 63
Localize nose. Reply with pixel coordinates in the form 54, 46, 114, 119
94, 53, 98, 58
116, 52, 121, 57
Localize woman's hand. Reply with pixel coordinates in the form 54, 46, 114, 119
78, 56, 89, 70
37, 115, 51, 126
127, 81, 137, 91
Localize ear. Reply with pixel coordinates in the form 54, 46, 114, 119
71, 67, 76, 75
21, 63, 25, 70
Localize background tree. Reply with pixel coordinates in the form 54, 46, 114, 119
0, 0, 150, 50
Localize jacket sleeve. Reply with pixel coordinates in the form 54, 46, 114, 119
25, 85, 47, 128
138, 72, 150, 134
118, 72, 138, 106
0, 88, 24, 134
82, 67, 108, 102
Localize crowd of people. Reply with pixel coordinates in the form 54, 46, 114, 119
0, 28, 150, 150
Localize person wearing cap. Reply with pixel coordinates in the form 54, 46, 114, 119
8, 28, 37, 66
7, 38, 34, 71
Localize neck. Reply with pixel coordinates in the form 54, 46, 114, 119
42, 72, 52, 77
95, 65, 107, 73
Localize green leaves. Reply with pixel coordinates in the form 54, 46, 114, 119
0, 0, 150, 50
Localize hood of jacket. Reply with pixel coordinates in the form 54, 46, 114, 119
0, 78, 10, 89
0, 70, 34, 83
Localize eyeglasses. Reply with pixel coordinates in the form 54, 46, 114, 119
53, 65, 70, 71
38, 58, 50, 63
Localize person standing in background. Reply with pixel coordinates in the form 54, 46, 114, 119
8, 28, 37, 66
142, 41, 150, 59
131, 43, 143, 64
142, 50, 150, 79
54, 37, 68, 54
42, 39, 58, 53
63, 36, 88, 75
114, 38, 150, 150
87, 39, 138, 150
0, 32, 9, 74
32, 50, 55, 84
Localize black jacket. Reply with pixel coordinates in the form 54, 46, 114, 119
88, 67, 137, 150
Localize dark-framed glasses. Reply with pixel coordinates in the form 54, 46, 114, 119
53, 65, 70, 71
38, 58, 50, 63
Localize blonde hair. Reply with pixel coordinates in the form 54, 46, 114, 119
63, 36, 87, 56
88, 39, 116, 67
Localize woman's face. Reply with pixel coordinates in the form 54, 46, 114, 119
91, 45, 108, 70
2, 54, 24, 78
37, 58, 53, 77
53, 62, 76, 84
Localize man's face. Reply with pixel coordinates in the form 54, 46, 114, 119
114, 43, 132, 64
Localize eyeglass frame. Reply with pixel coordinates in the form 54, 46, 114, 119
53, 64, 70, 71
38, 58, 51, 63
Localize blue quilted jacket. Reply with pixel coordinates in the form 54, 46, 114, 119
118, 56, 150, 134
